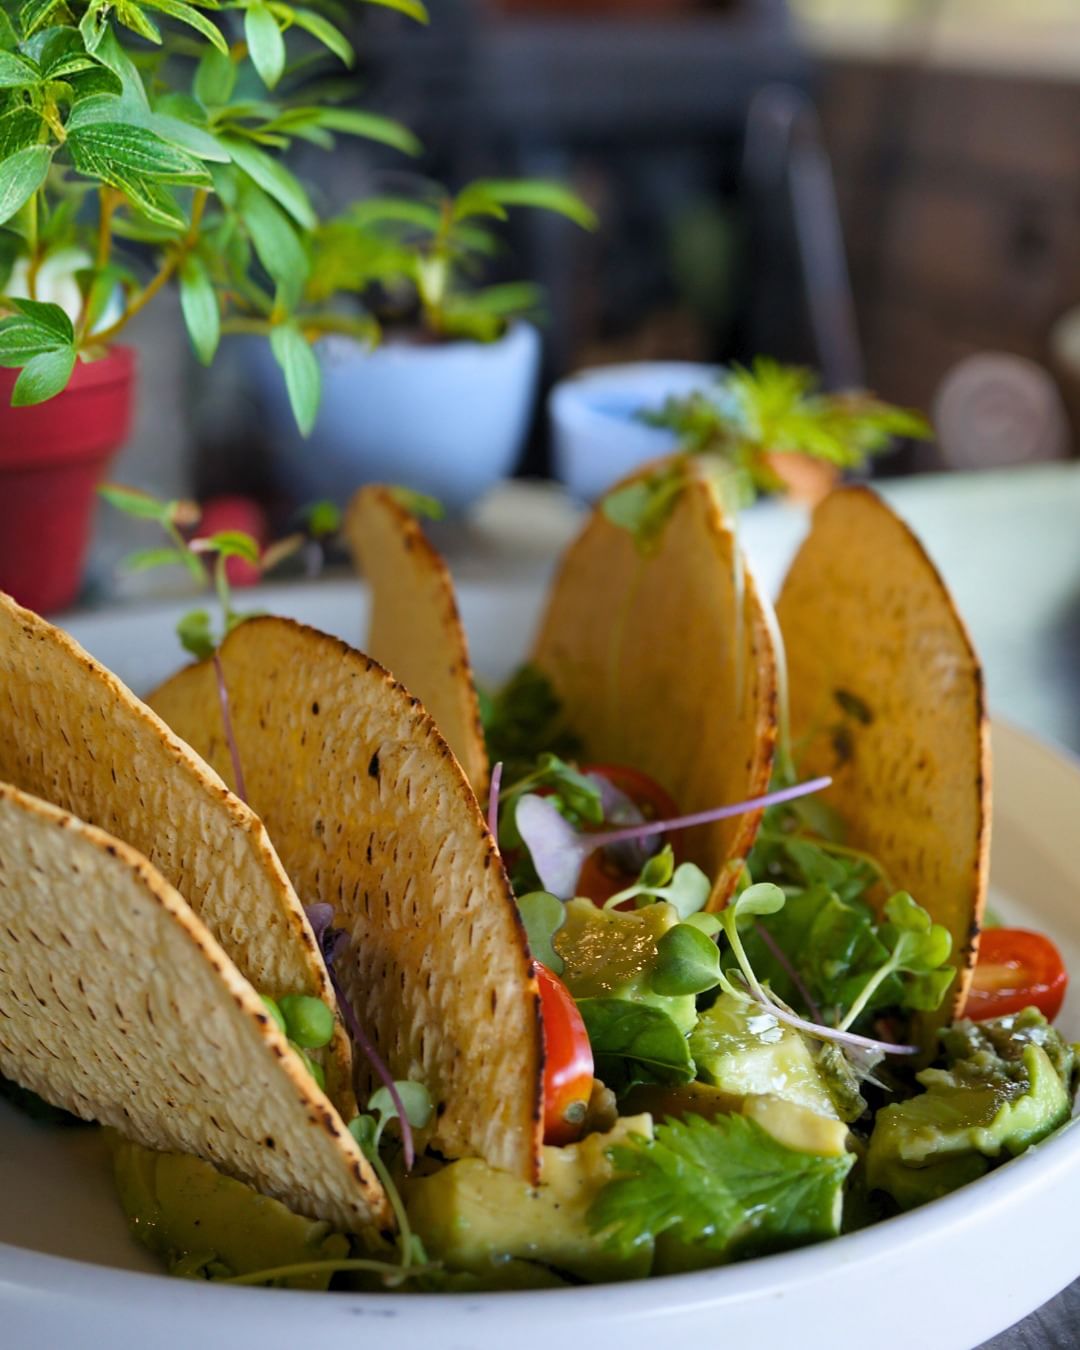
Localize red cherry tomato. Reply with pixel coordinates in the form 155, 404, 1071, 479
576, 763, 682, 906
537, 963, 593, 1146
963, 928, 1068, 1022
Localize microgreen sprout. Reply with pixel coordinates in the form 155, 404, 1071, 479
650, 923, 722, 997
304, 902, 418, 1172
715, 883, 927, 1057
601, 844, 711, 918
515, 775, 833, 901
349, 1079, 434, 1276
99, 483, 292, 798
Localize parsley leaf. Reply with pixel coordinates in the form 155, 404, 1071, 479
590, 1113, 854, 1261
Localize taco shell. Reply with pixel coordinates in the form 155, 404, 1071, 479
0, 592, 354, 1115
346, 486, 489, 796
149, 617, 544, 1181
776, 486, 990, 1020
531, 462, 778, 908
0, 782, 388, 1233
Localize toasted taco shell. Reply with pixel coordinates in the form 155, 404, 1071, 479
531, 462, 778, 908
776, 486, 990, 1021
0, 782, 388, 1233
149, 617, 544, 1181
0, 592, 354, 1115
346, 486, 489, 796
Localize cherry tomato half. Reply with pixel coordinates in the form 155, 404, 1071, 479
963, 928, 1068, 1022
537, 963, 594, 1146
576, 763, 682, 906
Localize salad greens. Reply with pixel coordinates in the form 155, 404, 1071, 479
591, 1112, 854, 1264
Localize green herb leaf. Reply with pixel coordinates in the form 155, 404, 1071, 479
10, 344, 75, 405
516, 891, 566, 975
122, 546, 191, 573
288, 8, 354, 65
386, 486, 444, 521
651, 923, 721, 997
459, 178, 597, 230
301, 500, 341, 538
0, 107, 46, 157
244, 2, 285, 90
19, 0, 68, 39
605, 847, 712, 919
222, 136, 315, 228
577, 997, 695, 1089
590, 1112, 853, 1260
359, 0, 428, 21
179, 252, 220, 365
367, 1080, 433, 1132
237, 179, 308, 303
176, 607, 216, 659
270, 322, 321, 436
0, 50, 39, 88
730, 881, 786, 922
194, 44, 235, 105
66, 122, 211, 186
97, 483, 175, 522
600, 461, 688, 554
0, 145, 53, 226
194, 529, 260, 564
144, 0, 227, 51
315, 108, 420, 156
6, 297, 74, 344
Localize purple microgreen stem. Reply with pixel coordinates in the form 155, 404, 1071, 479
744, 983, 919, 1057
753, 920, 824, 1023
517, 776, 833, 900
487, 760, 503, 842
305, 902, 416, 1172
212, 650, 247, 804
583, 776, 833, 851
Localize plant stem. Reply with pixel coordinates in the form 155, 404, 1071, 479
25, 191, 40, 301
87, 189, 209, 349
837, 956, 899, 1033
212, 650, 247, 804
370, 1151, 416, 1272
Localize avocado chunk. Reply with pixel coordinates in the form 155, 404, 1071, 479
555, 898, 697, 1033
688, 993, 840, 1119
403, 1115, 655, 1284
111, 1135, 349, 1288
866, 1041, 1071, 1211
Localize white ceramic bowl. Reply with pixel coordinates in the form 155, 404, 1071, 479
2, 579, 1078, 1350
548, 361, 717, 501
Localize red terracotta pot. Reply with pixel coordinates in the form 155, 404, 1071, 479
0, 346, 135, 614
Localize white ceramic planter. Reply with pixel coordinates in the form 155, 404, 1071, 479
549, 361, 718, 501
254, 322, 541, 511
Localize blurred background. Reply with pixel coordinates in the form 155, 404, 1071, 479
101, 0, 1080, 573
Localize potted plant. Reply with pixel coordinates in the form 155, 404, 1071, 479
0, 0, 434, 612
249, 177, 597, 511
